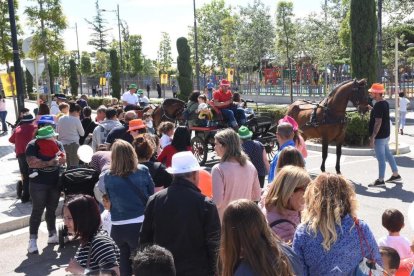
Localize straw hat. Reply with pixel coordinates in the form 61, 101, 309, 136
127, 119, 146, 132
36, 126, 58, 139
238, 126, 253, 139
166, 151, 201, 174
220, 79, 230, 87
368, 83, 386, 94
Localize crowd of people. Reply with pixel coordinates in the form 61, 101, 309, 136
3, 81, 412, 276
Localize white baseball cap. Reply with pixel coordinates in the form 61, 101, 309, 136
166, 151, 201, 174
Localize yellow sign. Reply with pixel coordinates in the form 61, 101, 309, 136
0, 72, 16, 97
160, 74, 168, 84
227, 68, 234, 82
100, 77, 106, 86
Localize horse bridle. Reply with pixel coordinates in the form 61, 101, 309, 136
160, 102, 185, 122
350, 79, 367, 107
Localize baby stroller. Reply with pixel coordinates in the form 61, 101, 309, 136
58, 167, 99, 248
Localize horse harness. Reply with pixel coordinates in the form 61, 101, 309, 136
159, 100, 185, 122
304, 80, 366, 128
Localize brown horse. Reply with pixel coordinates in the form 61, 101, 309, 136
152, 98, 186, 129
287, 79, 368, 174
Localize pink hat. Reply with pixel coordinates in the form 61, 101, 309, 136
278, 115, 298, 131
220, 79, 230, 87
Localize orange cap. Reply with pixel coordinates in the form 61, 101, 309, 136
368, 83, 385, 94
128, 119, 146, 132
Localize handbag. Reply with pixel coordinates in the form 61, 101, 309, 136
353, 218, 383, 276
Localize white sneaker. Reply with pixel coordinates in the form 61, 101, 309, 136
47, 233, 59, 244
28, 239, 38, 254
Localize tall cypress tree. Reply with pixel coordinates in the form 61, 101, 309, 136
110, 49, 121, 99
26, 69, 34, 93
350, 0, 377, 89
176, 37, 192, 101
69, 59, 79, 96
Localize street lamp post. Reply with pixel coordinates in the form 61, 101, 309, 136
75, 23, 83, 95
101, 5, 124, 91
193, 0, 201, 91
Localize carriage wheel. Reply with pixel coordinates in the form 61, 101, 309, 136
265, 139, 278, 162
191, 136, 208, 165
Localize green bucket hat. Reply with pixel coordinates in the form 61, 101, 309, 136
137, 89, 144, 94
238, 126, 253, 139
129, 83, 137, 89
36, 126, 58, 139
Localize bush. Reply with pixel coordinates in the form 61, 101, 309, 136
176, 37, 192, 101
344, 112, 370, 146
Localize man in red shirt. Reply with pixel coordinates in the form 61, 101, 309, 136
9, 114, 37, 203
213, 79, 246, 129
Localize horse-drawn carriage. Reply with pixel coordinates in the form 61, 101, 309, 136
151, 98, 278, 165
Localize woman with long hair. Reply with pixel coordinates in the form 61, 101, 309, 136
103, 140, 154, 276
133, 134, 172, 192
157, 126, 191, 167
64, 195, 120, 276
292, 173, 382, 275
219, 199, 294, 276
263, 166, 311, 243
212, 128, 261, 220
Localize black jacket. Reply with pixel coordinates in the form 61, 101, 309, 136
140, 177, 220, 276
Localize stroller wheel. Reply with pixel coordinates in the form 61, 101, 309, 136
16, 180, 23, 199
58, 225, 68, 249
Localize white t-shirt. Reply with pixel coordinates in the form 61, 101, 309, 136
121, 92, 138, 105
160, 134, 172, 149
101, 210, 112, 235
378, 235, 414, 259
400, 98, 410, 112
138, 95, 150, 104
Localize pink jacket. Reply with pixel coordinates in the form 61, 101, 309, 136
263, 207, 300, 243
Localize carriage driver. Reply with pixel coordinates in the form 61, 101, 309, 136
212, 79, 246, 130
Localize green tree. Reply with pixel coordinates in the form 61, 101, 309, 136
85, 0, 110, 52
196, 0, 232, 70
157, 32, 173, 75
69, 59, 78, 96
91, 51, 108, 77
176, 37, 193, 101
142, 57, 157, 77
275, 1, 296, 103
0, 0, 21, 71
26, 69, 34, 93
109, 49, 121, 99
350, 0, 377, 88
236, 0, 274, 78
128, 35, 143, 76
25, 0, 67, 96
81, 52, 92, 75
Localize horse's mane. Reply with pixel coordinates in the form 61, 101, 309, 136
163, 98, 185, 105
328, 79, 354, 97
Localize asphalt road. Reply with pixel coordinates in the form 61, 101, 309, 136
0, 99, 413, 275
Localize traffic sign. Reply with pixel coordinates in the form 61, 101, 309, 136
105, 72, 112, 79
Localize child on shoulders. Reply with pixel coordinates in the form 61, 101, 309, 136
378, 208, 413, 260
157, 122, 174, 149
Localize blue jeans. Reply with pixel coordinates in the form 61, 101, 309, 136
0, 111, 7, 132
111, 223, 142, 276
221, 106, 246, 127
29, 182, 61, 239
207, 89, 213, 100
374, 137, 398, 179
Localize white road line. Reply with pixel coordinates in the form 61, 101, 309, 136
307, 157, 374, 172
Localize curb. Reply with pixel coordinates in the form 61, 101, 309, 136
0, 199, 64, 235
306, 142, 411, 156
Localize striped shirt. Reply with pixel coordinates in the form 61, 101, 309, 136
74, 230, 120, 271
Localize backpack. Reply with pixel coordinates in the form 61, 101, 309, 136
269, 219, 297, 228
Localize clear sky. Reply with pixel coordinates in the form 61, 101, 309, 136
17, 0, 323, 60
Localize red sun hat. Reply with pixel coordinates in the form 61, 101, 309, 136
368, 83, 386, 94
278, 115, 299, 131
128, 119, 146, 132
220, 79, 230, 87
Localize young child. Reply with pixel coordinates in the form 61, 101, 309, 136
197, 95, 213, 126
378, 208, 413, 260
56, 102, 69, 120
29, 126, 65, 178
157, 121, 174, 149
143, 113, 155, 134
380, 246, 400, 276
100, 194, 112, 235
